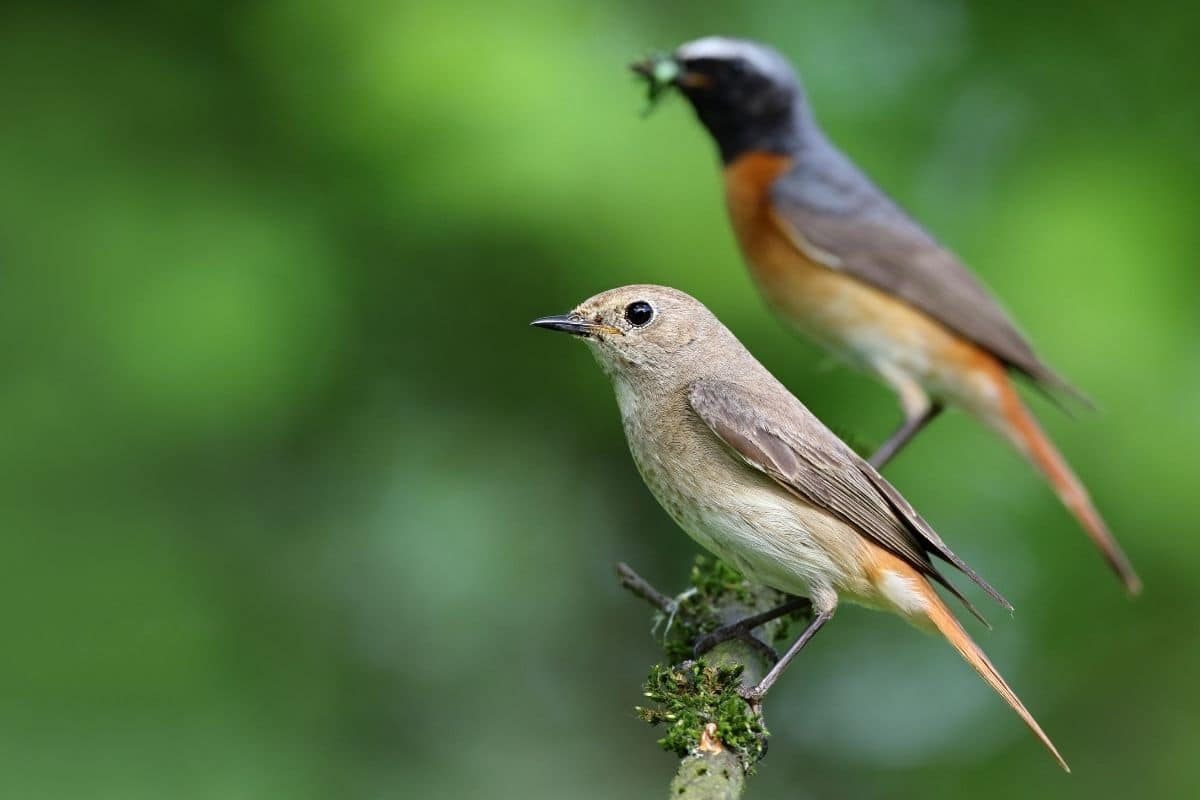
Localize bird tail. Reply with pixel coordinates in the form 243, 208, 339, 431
991, 377, 1141, 594
918, 580, 1070, 772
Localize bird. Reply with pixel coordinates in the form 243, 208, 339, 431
631, 36, 1140, 594
532, 284, 1069, 770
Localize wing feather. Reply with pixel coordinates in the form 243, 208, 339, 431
688, 378, 1010, 615
767, 154, 1084, 403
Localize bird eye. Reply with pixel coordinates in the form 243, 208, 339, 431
625, 301, 654, 327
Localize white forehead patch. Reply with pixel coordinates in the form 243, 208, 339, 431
675, 36, 791, 80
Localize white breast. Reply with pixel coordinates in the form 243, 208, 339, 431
684, 480, 871, 599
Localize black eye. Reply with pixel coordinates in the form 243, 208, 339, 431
625, 301, 654, 327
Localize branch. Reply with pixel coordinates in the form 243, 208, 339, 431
617, 559, 810, 799
670, 726, 745, 800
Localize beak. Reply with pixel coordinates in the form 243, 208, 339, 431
630, 53, 681, 85
630, 52, 682, 109
530, 313, 618, 338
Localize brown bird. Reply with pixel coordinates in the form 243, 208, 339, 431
633, 37, 1139, 593
532, 284, 1069, 770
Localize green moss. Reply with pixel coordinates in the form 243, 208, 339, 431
636, 661, 768, 770
688, 555, 753, 604
656, 555, 758, 664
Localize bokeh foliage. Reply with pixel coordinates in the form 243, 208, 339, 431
2, 1, 1198, 797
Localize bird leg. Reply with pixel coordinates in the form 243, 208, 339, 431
740, 609, 834, 703
868, 402, 943, 469
693, 596, 813, 658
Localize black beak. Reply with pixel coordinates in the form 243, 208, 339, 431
530, 313, 601, 337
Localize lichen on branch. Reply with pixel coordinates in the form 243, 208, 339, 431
637, 661, 767, 770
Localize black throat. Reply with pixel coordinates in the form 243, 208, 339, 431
688, 94, 810, 165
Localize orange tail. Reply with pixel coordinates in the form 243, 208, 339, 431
921, 582, 1070, 772
994, 378, 1141, 594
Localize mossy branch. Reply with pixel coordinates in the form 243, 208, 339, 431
617, 557, 811, 799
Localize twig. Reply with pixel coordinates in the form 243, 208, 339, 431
616, 561, 676, 613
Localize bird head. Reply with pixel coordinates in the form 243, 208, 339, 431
531, 285, 731, 385
632, 37, 808, 163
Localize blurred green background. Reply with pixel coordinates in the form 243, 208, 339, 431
4, 1, 1198, 797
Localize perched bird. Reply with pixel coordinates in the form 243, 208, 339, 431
632, 37, 1139, 594
532, 284, 1068, 770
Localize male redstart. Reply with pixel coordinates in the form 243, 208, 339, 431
632, 37, 1139, 594
532, 284, 1068, 770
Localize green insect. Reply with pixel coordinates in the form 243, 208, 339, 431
631, 52, 680, 115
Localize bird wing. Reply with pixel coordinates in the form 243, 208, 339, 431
767, 153, 1084, 402
688, 378, 1011, 613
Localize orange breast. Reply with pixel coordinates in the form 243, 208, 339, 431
722, 151, 1003, 412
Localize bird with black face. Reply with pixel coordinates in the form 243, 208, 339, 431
632, 36, 1140, 594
